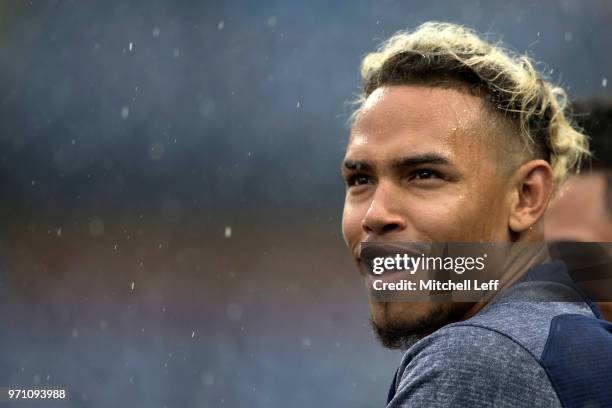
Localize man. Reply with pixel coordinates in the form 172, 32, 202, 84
341, 22, 611, 407
545, 101, 612, 320
546, 101, 612, 242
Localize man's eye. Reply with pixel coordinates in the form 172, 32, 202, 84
412, 169, 441, 180
347, 174, 371, 187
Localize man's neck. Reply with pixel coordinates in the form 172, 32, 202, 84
460, 240, 551, 320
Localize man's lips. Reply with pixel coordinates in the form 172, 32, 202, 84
366, 269, 413, 286
359, 242, 428, 258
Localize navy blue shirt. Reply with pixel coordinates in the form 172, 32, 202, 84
386, 260, 612, 407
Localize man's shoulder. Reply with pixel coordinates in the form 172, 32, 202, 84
392, 323, 559, 407
399, 322, 545, 377
458, 285, 596, 357
405, 280, 597, 370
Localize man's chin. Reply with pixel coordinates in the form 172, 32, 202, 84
370, 301, 465, 350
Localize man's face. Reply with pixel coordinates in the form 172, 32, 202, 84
545, 172, 612, 321
341, 85, 515, 347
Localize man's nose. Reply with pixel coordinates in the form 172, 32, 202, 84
361, 185, 407, 236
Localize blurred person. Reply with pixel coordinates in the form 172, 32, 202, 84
546, 101, 612, 242
545, 100, 612, 320
341, 22, 611, 407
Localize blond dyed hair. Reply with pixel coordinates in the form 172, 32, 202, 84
352, 21, 589, 188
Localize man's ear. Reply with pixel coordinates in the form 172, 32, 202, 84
508, 159, 554, 234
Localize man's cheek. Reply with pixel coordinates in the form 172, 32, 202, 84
414, 205, 460, 240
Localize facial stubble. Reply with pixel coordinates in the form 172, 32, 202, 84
370, 301, 471, 350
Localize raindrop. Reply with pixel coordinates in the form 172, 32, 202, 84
603, 78, 608, 88
130, 281, 135, 291
218, 20, 224, 30
128, 42, 133, 51
149, 142, 165, 161
121, 106, 130, 119
191, 330, 196, 338
152, 27, 161, 37
224, 226, 232, 238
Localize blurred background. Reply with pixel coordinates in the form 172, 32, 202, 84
0, 0, 610, 407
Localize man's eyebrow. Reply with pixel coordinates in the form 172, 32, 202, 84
390, 153, 452, 169
342, 159, 372, 172
341, 154, 453, 174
